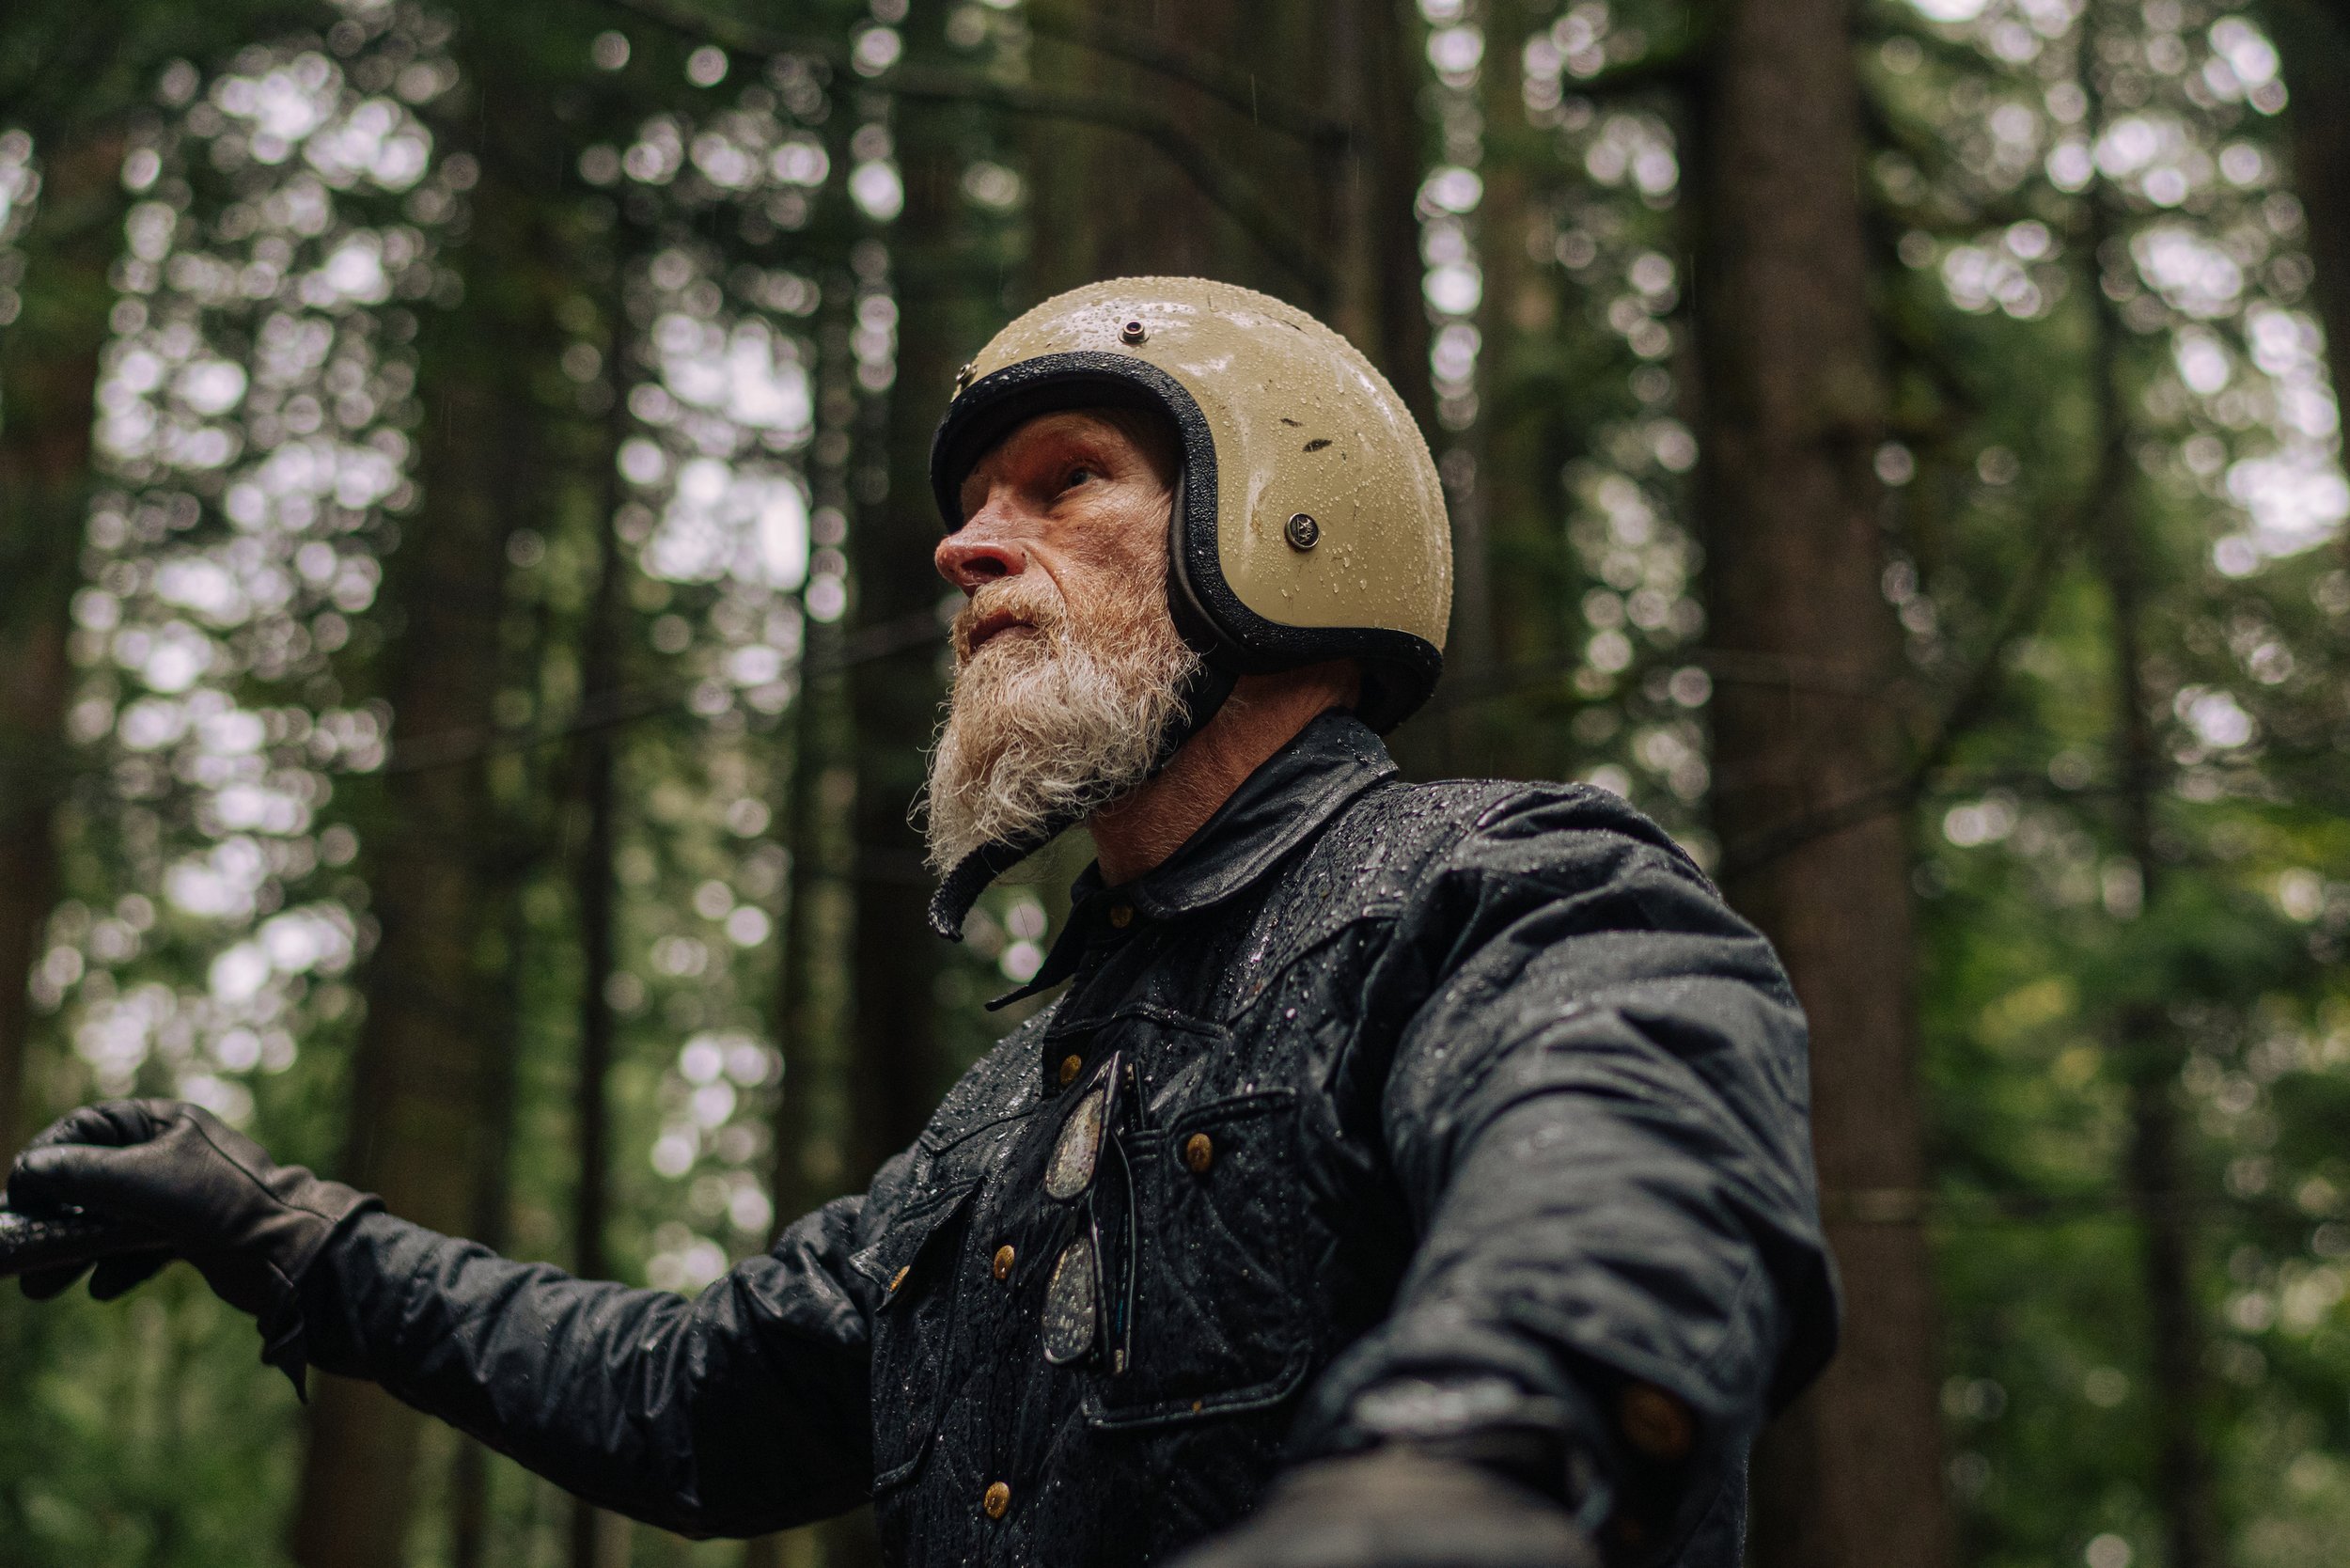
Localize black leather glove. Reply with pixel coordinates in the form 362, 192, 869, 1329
1168, 1446, 1604, 1568
6, 1100, 375, 1370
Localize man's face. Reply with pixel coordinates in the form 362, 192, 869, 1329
921, 410, 1200, 874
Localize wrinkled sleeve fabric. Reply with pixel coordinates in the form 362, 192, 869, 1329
1292, 787, 1836, 1529
297, 1154, 914, 1539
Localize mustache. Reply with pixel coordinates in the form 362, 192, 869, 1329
949, 577, 1069, 665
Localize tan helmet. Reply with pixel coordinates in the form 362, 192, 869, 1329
929, 277, 1452, 733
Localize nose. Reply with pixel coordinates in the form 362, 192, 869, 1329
934, 514, 1028, 592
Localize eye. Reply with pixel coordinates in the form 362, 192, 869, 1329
1062, 465, 1095, 491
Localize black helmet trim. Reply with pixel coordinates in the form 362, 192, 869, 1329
930, 351, 1443, 732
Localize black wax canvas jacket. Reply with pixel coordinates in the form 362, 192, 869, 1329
297, 713, 1837, 1566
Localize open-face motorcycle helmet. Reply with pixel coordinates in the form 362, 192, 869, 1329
926, 277, 1453, 934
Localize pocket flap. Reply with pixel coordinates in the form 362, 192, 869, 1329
850, 1178, 980, 1309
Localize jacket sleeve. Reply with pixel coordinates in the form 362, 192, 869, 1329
1291, 787, 1837, 1539
295, 1154, 914, 1539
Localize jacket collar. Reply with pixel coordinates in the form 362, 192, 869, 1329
988, 710, 1398, 1010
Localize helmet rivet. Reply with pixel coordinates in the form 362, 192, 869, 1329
1120, 319, 1147, 345
1284, 512, 1320, 551
954, 359, 977, 390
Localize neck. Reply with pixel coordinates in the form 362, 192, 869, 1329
1088, 661, 1361, 886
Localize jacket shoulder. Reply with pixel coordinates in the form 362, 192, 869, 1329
1234, 778, 1701, 989
1308, 776, 1709, 897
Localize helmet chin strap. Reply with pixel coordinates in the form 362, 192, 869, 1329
926, 474, 1241, 941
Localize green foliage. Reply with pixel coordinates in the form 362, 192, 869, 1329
1, 0, 2346, 1563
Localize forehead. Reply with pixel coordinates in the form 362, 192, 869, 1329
945, 405, 1181, 529
967, 409, 1147, 477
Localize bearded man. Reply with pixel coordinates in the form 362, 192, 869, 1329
5, 280, 1834, 1568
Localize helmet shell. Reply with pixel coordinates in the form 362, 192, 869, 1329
930, 277, 1450, 730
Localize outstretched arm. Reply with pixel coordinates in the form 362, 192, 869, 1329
7, 1100, 895, 1539
298, 1199, 883, 1536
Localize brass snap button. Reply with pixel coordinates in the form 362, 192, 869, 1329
1182, 1133, 1214, 1174
1058, 1053, 1084, 1088
1107, 902, 1133, 930
1619, 1381, 1696, 1462
1284, 511, 1320, 550
887, 1264, 910, 1294
982, 1481, 1011, 1520
993, 1244, 1015, 1282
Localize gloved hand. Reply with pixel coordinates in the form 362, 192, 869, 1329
1167, 1445, 1603, 1568
6, 1100, 374, 1327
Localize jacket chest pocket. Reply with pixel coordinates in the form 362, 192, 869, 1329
855, 1180, 979, 1490
1085, 1089, 1315, 1429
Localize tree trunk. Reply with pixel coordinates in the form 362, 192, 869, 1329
1023, 0, 1324, 306
0, 127, 118, 1163
2122, 1065, 2219, 1568
744, 564, 860, 1568
1688, 2, 1953, 1564
2083, 178, 2221, 1567
1023, 0, 1430, 403
739, 261, 876, 1568
1449, 0, 1528, 700
291, 47, 546, 1567
568, 346, 627, 1568
2268, 0, 2350, 433
1317, 0, 1437, 433
2092, 449, 2222, 1568
1431, 0, 1542, 776
449, 885, 527, 1568
738, 659, 833, 1568
842, 44, 963, 1190
770, 629, 851, 1247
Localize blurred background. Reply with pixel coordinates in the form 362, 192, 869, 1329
0, 0, 2345, 1564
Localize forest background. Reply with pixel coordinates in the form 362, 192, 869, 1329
0, 0, 2346, 1565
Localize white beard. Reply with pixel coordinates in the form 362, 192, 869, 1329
921, 567, 1201, 875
